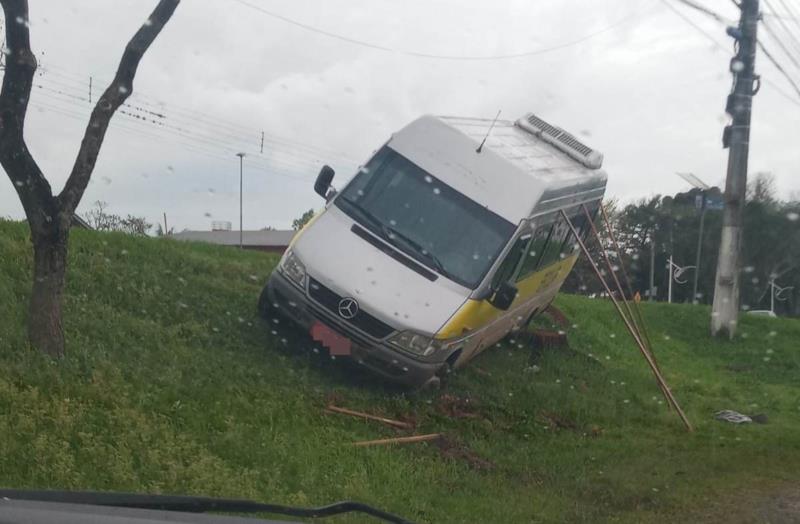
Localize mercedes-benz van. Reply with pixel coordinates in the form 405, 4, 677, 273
259, 112, 607, 387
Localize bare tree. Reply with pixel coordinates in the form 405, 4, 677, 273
83, 200, 120, 231
0, 0, 180, 356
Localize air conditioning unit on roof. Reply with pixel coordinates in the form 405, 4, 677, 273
515, 112, 604, 169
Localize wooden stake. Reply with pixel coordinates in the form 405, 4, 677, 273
353, 433, 442, 447
562, 210, 693, 432
599, 204, 656, 356
582, 204, 662, 372
325, 405, 413, 430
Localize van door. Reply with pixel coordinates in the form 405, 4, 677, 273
474, 233, 531, 348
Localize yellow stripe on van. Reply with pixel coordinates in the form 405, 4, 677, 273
436, 254, 578, 339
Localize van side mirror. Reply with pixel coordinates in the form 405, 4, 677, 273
314, 165, 336, 200
490, 281, 518, 311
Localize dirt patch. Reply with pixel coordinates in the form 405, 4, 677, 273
538, 409, 578, 431
755, 488, 800, 523
436, 394, 483, 420
434, 435, 496, 472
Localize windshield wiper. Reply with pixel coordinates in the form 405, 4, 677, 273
339, 197, 457, 282
383, 225, 451, 278
0, 490, 415, 524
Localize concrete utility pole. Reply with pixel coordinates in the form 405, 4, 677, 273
237, 152, 246, 249
711, 0, 760, 338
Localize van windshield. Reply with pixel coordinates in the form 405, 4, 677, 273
335, 147, 515, 288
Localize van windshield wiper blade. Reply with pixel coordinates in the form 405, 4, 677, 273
384, 225, 451, 278
0, 490, 416, 524
339, 197, 456, 281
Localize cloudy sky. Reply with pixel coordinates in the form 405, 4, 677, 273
2, 0, 799, 231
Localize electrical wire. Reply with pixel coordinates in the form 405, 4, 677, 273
663, 0, 800, 105
763, 0, 800, 58
38, 62, 360, 166
760, 15, 800, 69
773, 0, 800, 32
670, 0, 734, 23
228, 0, 657, 61
757, 39, 800, 97
32, 72, 349, 172
660, 0, 728, 50
28, 94, 325, 183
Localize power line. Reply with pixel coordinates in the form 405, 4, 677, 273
773, 0, 800, 30
228, 0, 657, 61
38, 62, 360, 166
763, 0, 800, 57
29, 90, 332, 180
34, 68, 356, 171
670, 0, 734, 23
757, 39, 800, 97
760, 15, 800, 69
663, 0, 800, 105
660, 0, 728, 50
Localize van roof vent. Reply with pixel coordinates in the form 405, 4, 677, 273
515, 113, 603, 169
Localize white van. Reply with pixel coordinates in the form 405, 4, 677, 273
259, 113, 607, 388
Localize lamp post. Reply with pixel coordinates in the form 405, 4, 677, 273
667, 255, 696, 304
676, 173, 711, 304
236, 152, 246, 249
770, 279, 794, 315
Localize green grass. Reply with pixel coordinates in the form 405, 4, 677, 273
1, 218, 799, 523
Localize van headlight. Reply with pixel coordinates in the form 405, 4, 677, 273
388, 331, 458, 358
279, 249, 307, 288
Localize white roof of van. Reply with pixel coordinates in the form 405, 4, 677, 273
386, 114, 608, 224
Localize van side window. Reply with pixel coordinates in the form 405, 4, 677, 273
491, 235, 529, 289
537, 214, 570, 268
516, 223, 551, 281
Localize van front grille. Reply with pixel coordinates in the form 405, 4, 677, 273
308, 278, 395, 339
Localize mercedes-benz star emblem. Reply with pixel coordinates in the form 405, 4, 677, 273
337, 297, 359, 320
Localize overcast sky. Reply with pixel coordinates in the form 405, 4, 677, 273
2, 0, 799, 231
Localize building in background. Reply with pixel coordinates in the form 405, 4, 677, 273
171, 222, 294, 253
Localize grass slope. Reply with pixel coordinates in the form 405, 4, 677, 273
1, 219, 799, 523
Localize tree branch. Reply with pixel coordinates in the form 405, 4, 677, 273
0, 0, 56, 232
58, 0, 180, 214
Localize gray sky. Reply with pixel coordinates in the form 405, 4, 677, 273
2, 0, 799, 231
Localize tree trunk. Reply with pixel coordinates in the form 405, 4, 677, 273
28, 226, 69, 357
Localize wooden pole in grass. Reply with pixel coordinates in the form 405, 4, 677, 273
325, 405, 413, 430
581, 205, 671, 408
599, 204, 656, 356
581, 205, 662, 373
561, 210, 693, 432
353, 434, 442, 447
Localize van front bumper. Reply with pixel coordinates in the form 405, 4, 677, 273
261, 272, 443, 388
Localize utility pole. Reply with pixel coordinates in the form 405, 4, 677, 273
711, 0, 760, 338
668, 255, 674, 304
693, 190, 706, 303
649, 238, 656, 301
163, 212, 168, 236
676, 173, 712, 304
237, 152, 246, 249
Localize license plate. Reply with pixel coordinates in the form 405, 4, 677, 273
310, 321, 352, 356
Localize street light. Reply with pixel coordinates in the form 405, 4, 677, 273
236, 152, 246, 249
676, 172, 711, 304
667, 255, 696, 304
769, 279, 794, 315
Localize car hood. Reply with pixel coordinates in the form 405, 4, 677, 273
292, 204, 470, 336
